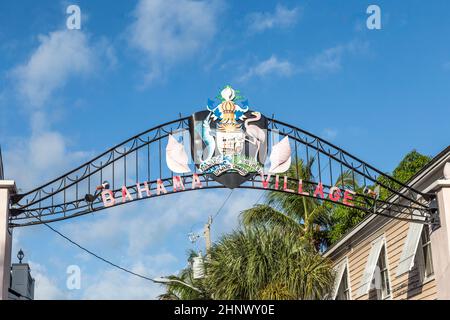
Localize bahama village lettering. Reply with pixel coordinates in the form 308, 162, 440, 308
100, 173, 355, 208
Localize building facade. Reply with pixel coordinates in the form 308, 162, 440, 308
325, 147, 450, 300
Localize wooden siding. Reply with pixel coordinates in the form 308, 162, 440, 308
332, 217, 436, 300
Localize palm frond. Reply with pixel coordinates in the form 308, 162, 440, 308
240, 204, 305, 235
334, 170, 358, 190
206, 227, 334, 300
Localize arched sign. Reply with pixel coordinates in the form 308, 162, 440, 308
9, 86, 433, 227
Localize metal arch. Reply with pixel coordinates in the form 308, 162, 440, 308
9, 116, 434, 228
11, 116, 190, 206
10, 174, 228, 227
10, 174, 430, 228
269, 119, 426, 206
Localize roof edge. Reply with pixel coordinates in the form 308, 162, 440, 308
324, 145, 450, 258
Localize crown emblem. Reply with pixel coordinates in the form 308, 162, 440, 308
220, 100, 236, 114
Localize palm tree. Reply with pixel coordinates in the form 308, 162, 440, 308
241, 157, 355, 250
206, 226, 334, 300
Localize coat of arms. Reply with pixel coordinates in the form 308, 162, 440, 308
189, 86, 268, 188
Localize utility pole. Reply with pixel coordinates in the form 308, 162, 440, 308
204, 215, 213, 256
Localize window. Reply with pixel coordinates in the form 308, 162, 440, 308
332, 259, 350, 300
418, 226, 434, 281
376, 246, 391, 299
357, 236, 384, 297
336, 267, 350, 300
396, 219, 427, 277
421, 228, 434, 278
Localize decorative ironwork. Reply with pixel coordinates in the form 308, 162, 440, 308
9, 116, 434, 228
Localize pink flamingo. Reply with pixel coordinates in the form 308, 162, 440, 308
244, 112, 266, 161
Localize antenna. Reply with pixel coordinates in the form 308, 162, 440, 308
188, 232, 200, 244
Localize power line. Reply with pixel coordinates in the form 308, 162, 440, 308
27, 188, 234, 283
254, 190, 266, 205
212, 189, 234, 221
190, 189, 235, 232
28, 212, 157, 283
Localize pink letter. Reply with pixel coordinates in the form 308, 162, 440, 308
283, 176, 294, 193
275, 175, 280, 189
192, 174, 203, 189
329, 186, 342, 202
260, 173, 271, 189
136, 182, 151, 198
297, 180, 309, 196
101, 190, 116, 207
343, 189, 355, 206
121, 186, 134, 203
313, 183, 325, 199
156, 179, 168, 195
173, 176, 185, 192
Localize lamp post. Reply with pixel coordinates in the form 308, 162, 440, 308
152, 277, 202, 293
17, 249, 24, 263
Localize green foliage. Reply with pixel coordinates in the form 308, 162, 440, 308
241, 157, 354, 250
159, 228, 333, 300
157, 250, 212, 300
328, 150, 431, 244
392, 150, 431, 183
206, 227, 334, 300
328, 206, 367, 244
378, 150, 431, 200
159, 150, 432, 300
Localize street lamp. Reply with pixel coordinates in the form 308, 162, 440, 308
152, 277, 202, 293
17, 249, 24, 263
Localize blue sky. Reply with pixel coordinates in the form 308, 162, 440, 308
1, 0, 449, 299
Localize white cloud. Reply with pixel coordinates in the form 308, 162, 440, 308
232, 41, 368, 82
214, 189, 264, 234
81, 252, 178, 300
12, 30, 97, 108
303, 40, 369, 75
4, 125, 89, 190
127, 0, 221, 83
12, 187, 257, 299
61, 191, 226, 257
5, 28, 110, 188
29, 261, 67, 300
247, 5, 301, 33
305, 46, 345, 74
238, 55, 294, 82
61, 188, 259, 256
60, 189, 257, 299
82, 267, 162, 300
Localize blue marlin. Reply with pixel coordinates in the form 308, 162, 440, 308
194, 112, 216, 162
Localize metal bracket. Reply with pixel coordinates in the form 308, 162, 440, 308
429, 197, 441, 230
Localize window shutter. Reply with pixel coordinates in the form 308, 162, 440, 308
331, 260, 347, 300
396, 215, 425, 277
357, 236, 384, 297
